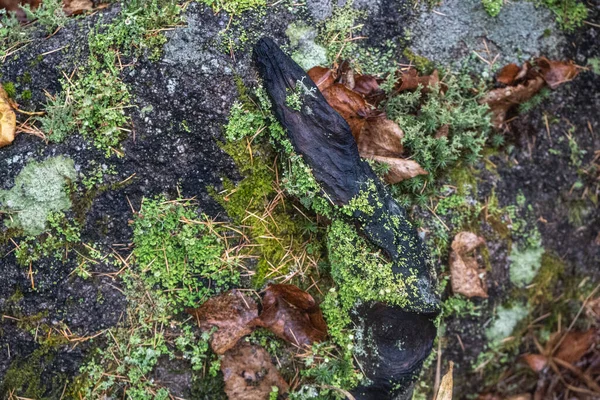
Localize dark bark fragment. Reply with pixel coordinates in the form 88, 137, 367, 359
253, 37, 440, 399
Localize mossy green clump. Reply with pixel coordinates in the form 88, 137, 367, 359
385, 73, 491, 205
0, 156, 76, 235
528, 252, 565, 304
482, 0, 503, 17
198, 0, 266, 15
534, 0, 588, 32
485, 303, 529, 344
37, 91, 75, 143
132, 197, 240, 310
0, 347, 58, 399
2, 81, 16, 98
508, 239, 544, 287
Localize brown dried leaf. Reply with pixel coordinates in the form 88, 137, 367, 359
395, 68, 441, 93
449, 232, 488, 298
62, 0, 94, 15
585, 297, 600, 320
535, 57, 579, 90
522, 353, 548, 372
369, 155, 427, 184
321, 83, 369, 138
0, 85, 16, 148
436, 361, 454, 400
496, 63, 521, 86
554, 329, 596, 364
480, 76, 546, 129
307, 66, 334, 91
353, 74, 385, 105
221, 342, 289, 400
356, 116, 404, 157
252, 284, 327, 347
186, 290, 258, 355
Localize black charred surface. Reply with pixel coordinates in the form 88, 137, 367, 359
253, 37, 440, 399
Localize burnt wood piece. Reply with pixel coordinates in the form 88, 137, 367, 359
253, 37, 440, 399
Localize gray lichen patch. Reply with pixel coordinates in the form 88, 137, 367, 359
509, 241, 544, 287
0, 156, 77, 235
485, 303, 529, 344
409, 0, 565, 71
286, 22, 328, 71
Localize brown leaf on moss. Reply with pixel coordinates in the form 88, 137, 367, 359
62, 0, 94, 15
554, 329, 596, 364
535, 57, 579, 90
321, 83, 369, 138
356, 115, 404, 158
252, 284, 327, 347
221, 342, 289, 400
394, 68, 441, 93
186, 290, 258, 355
496, 63, 521, 86
0, 85, 16, 148
307, 66, 335, 91
480, 76, 546, 129
370, 155, 427, 184
522, 353, 548, 372
449, 232, 488, 298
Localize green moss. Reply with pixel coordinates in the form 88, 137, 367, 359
133, 197, 239, 310
528, 252, 565, 304
534, 0, 588, 32
318, 1, 366, 64
37, 91, 76, 143
198, 0, 266, 15
402, 48, 434, 74
2, 81, 16, 98
1, 347, 53, 398
0, 156, 76, 235
482, 0, 503, 16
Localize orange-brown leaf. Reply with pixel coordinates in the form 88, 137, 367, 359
535, 57, 579, 90
356, 116, 404, 157
0, 85, 16, 148
480, 76, 546, 129
307, 66, 334, 91
252, 284, 327, 347
449, 232, 488, 298
522, 353, 548, 372
321, 83, 369, 138
395, 68, 441, 93
496, 63, 521, 86
221, 342, 289, 400
369, 155, 427, 184
554, 329, 596, 364
63, 0, 94, 15
186, 290, 258, 355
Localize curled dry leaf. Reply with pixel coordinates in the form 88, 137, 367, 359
308, 64, 427, 184
480, 76, 545, 130
554, 329, 596, 364
370, 155, 427, 184
535, 57, 579, 90
522, 353, 548, 372
221, 342, 289, 400
483, 57, 579, 129
0, 85, 16, 148
449, 232, 488, 298
435, 361, 454, 400
186, 290, 258, 355
62, 0, 94, 15
252, 284, 327, 347
394, 68, 441, 94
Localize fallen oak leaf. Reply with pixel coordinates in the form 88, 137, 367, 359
62, 0, 94, 16
356, 115, 404, 157
535, 57, 579, 90
0, 85, 16, 148
221, 341, 289, 400
522, 353, 548, 373
553, 328, 596, 364
435, 361, 454, 400
496, 63, 522, 86
321, 83, 369, 139
251, 284, 327, 347
449, 232, 488, 298
394, 68, 441, 94
307, 66, 334, 91
480, 76, 546, 129
186, 290, 258, 355
369, 155, 427, 184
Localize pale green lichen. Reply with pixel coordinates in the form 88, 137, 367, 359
0, 156, 76, 235
485, 303, 529, 344
509, 240, 544, 287
285, 22, 328, 71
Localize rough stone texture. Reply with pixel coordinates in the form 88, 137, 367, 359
409, 0, 566, 70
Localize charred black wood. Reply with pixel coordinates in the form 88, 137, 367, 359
253, 37, 440, 399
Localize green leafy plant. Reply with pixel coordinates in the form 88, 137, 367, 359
482, 0, 503, 17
